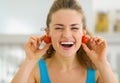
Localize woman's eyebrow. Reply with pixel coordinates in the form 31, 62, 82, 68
53, 23, 80, 26
70, 24, 80, 26
53, 24, 64, 26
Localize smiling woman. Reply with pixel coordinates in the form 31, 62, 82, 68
11, 0, 118, 83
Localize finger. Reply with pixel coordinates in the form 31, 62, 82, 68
38, 43, 51, 53
35, 43, 51, 60
82, 43, 98, 62
89, 39, 97, 50
30, 36, 41, 46
30, 36, 39, 40
40, 35, 46, 41
99, 40, 107, 49
82, 43, 91, 55
99, 38, 106, 45
24, 38, 36, 50
30, 36, 42, 45
90, 39, 96, 45
93, 37, 105, 45
29, 38, 37, 47
37, 35, 47, 45
26, 38, 39, 52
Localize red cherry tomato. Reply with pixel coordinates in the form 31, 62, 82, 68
43, 35, 51, 44
82, 35, 90, 44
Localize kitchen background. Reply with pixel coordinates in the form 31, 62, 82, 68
0, 0, 120, 83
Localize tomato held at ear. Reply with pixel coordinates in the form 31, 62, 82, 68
43, 35, 51, 44
82, 35, 90, 44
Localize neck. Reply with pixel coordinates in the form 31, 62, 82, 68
51, 53, 80, 72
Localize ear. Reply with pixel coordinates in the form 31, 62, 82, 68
45, 28, 50, 36
83, 29, 87, 35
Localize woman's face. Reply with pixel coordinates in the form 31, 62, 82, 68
48, 9, 84, 57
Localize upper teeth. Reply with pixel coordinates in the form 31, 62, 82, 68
61, 42, 74, 44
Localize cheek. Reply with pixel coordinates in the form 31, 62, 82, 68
50, 30, 61, 40
75, 33, 83, 47
50, 33, 60, 44
76, 32, 83, 40
51, 36, 60, 51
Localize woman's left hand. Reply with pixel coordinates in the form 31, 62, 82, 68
82, 36, 108, 66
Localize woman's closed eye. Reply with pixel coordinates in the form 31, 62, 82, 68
55, 27, 63, 30
71, 27, 79, 30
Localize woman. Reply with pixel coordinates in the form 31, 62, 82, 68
11, 0, 118, 83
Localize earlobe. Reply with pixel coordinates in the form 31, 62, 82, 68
45, 28, 50, 36
83, 29, 87, 35
43, 28, 51, 44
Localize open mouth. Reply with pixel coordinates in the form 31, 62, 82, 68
60, 41, 74, 48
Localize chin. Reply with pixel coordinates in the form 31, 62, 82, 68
59, 52, 76, 58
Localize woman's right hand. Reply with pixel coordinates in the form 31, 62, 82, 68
24, 36, 51, 61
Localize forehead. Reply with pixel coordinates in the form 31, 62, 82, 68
50, 9, 83, 25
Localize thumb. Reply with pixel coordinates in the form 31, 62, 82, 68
82, 43, 97, 62
82, 43, 91, 55
35, 43, 51, 60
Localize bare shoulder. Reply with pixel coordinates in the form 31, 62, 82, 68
28, 64, 40, 83
96, 70, 103, 83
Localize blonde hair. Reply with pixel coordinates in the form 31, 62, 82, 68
43, 0, 96, 69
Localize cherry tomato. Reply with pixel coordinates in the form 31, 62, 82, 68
43, 35, 51, 44
82, 35, 90, 44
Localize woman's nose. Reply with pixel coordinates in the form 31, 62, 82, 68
62, 29, 72, 38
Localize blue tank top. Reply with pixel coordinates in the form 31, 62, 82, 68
38, 59, 96, 83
